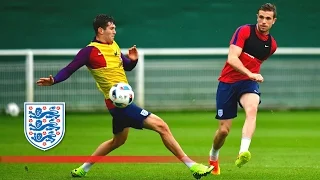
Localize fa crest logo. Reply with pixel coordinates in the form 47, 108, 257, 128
218, 109, 223, 117
24, 102, 65, 151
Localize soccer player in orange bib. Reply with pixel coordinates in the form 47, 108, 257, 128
208, 3, 278, 175
36, 14, 213, 179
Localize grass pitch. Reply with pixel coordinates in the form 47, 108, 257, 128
0, 111, 319, 179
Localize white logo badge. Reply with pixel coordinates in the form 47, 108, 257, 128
140, 109, 149, 116
218, 109, 223, 117
24, 102, 65, 151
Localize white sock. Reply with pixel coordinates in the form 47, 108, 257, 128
209, 147, 219, 161
239, 137, 251, 154
81, 163, 93, 172
180, 155, 196, 168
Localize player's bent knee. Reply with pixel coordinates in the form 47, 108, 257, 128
219, 127, 230, 137
218, 119, 232, 137
219, 125, 231, 137
111, 137, 127, 149
111, 129, 129, 148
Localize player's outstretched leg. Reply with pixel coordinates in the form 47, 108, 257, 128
71, 128, 130, 177
143, 113, 213, 179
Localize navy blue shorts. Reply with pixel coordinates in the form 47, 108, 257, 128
215, 80, 261, 120
105, 99, 151, 134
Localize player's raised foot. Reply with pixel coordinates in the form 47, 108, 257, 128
209, 160, 220, 175
190, 163, 214, 179
71, 167, 86, 177
235, 151, 251, 168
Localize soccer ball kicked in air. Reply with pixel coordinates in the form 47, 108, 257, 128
109, 83, 134, 108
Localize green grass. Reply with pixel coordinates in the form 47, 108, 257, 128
0, 111, 319, 179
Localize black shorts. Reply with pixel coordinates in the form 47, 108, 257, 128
105, 99, 151, 134
215, 80, 261, 120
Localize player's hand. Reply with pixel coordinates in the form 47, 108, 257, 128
128, 45, 138, 61
36, 75, 54, 86
248, 73, 264, 83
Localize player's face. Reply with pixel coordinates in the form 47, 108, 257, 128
102, 22, 116, 43
257, 10, 276, 34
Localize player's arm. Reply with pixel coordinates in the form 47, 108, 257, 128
36, 47, 91, 86
227, 45, 253, 76
121, 53, 138, 71
121, 45, 139, 71
52, 47, 91, 84
227, 25, 252, 76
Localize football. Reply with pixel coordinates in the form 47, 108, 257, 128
5, 102, 20, 117
109, 82, 135, 108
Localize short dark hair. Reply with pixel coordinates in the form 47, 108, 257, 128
93, 14, 115, 34
258, 3, 277, 18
